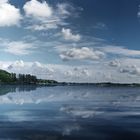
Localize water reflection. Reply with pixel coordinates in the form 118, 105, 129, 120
0, 85, 139, 139
0, 85, 37, 95
0, 85, 139, 105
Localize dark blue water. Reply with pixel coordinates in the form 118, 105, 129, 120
0, 85, 140, 140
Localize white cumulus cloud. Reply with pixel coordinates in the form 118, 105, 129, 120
0, 0, 22, 26
23, 0, 52, 19
108, 58, 140, 76
60, 47, 105, 61
62, 28, 81, 41
119, 65, 140, 75
109, 60, 120, 67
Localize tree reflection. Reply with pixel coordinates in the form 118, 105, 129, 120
0, 85, 37, 95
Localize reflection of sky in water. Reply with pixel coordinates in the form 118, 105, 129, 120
0, 85, 139, 139
0, 86, 140, 105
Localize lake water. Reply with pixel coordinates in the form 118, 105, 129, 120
0, 85, 140, 140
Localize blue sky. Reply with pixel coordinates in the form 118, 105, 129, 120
1, 0, 140, 83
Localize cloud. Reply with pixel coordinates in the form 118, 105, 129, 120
138, 5, 140, 18
0, 59, 140, 83
0, 37, 38, 56
8, 60, 25, 69
4, 41, 35, 55
102, 46, 140, 57
56, 38, 140, 63
64, 68, 90, 78
60, 47, 105, 61
23, 0, 77, 31
0, 0, 22, 27
0, 60, 93, 82
71, 39, 140, 58
23, 0, 57, 30
25, 21, 58, 30
57, 3, 71, 16
109, 60, 120, 67
6, 60, 54, 79
57, 3, 81, 18
119, 65, 140, 75
93, 23, 107, 30
23, 0, 52, 18
0, 0, 8, 3
62, 28, 81, 41
108, 58, 140, 76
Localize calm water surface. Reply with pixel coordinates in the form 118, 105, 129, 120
0, 85, 140, 140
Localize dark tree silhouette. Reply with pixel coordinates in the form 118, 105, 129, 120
0, 69, 57, 85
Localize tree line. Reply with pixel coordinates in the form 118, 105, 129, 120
0, 69, 57, 85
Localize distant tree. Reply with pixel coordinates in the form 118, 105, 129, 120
0, 69, 57, 85
11, 73, 17, 82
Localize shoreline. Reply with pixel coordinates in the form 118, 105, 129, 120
0, 82, 140, 87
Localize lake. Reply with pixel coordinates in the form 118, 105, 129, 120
0, 85, 140, 140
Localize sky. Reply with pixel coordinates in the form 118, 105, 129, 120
0, 0, 140, 83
